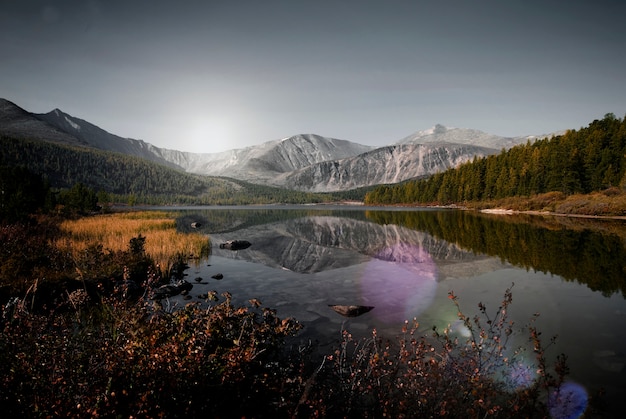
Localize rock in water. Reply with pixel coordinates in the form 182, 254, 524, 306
328, 305, 375, 317
219, 240, 251, 250
152, 280, 193, 300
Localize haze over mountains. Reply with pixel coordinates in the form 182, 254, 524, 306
0, 98, 551, 193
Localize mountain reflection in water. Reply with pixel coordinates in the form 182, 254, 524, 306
166, 206, 626, 413
176, 206, 626, 297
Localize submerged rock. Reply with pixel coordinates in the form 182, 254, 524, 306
328, 305, 375, 317
219, 240, 251, 250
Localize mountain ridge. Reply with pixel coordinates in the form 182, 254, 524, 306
0, 98, 554, 193
276, 142, 497, 192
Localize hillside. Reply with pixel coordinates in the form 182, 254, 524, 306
35, 107, 182, 170
0, 136, 341, 205
176, 134, 375, 184
365, 113, 626, 212
0, 99, 86, 147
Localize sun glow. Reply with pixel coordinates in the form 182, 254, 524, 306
186, 114, 234, 153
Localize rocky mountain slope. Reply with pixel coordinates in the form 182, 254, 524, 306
171, 134, 375, 183
0, 98, 549, 193
276, 142, 496, 192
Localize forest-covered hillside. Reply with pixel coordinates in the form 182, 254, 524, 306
0, 136, 353, 205
365, 114, 626, 205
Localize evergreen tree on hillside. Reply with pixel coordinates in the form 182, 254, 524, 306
57, 182, 99, 215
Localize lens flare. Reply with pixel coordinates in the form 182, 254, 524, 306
359, 243, 438, 324
548, 382, 588, 419
505, 361, 536, 390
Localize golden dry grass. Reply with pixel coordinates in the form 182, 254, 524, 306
55, 211, 210, 269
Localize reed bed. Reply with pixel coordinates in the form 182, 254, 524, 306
55, 211, 210, 269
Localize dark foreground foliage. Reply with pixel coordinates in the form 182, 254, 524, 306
0, 290, 304, 417
1, 276, 601, 417
0, 218, 157, 310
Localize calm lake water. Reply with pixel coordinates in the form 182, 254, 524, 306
158, 205, 626, 413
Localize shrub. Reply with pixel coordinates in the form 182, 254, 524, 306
0, 289, 303, 417
0, 219, 73, 304
298, 285, 577, 418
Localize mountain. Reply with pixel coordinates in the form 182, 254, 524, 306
0, 98, 552, 193
34, 107, 184, 170
0, 99, 183, 170
173, 134, 375, 183
276, 142, 497, 192
0, 99, 375, 186
0, 99, 86, 146
397, 123, 539, 149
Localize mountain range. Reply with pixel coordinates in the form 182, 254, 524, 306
0, 98, 552, 193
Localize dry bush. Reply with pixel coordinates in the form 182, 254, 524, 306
298, 286, 585, 418
554, 191, 626, 216
1, 280, 596, 417
0, 289, 303, 417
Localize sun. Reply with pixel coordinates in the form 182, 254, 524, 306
187, 115, 234, 153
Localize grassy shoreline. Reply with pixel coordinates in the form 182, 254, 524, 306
379, 189, 626, 220
55, 211, 211, 272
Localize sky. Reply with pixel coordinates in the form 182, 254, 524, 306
1, 0, 625, 153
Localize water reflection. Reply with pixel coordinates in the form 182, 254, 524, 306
175, 207, 626, 297
364, 210, 626, 297
359, 243, 438, 323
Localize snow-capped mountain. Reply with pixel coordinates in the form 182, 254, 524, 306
0, 98, 552, 193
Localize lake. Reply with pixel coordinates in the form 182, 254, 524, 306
159, 205, 626, 414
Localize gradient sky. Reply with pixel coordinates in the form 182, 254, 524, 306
2, 0, 625, 153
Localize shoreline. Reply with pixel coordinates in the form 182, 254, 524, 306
479, 207, 626, 221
